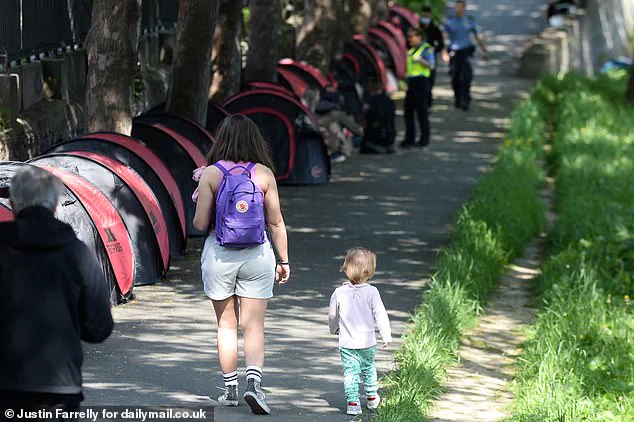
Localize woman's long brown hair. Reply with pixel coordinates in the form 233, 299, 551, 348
207, 114, 276, 173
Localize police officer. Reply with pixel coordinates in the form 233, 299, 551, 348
419, 6, 444, 106
441, 0, 488, 111
401, 27, 434, 149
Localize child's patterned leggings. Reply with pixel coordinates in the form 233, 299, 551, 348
339, 346, 378, 403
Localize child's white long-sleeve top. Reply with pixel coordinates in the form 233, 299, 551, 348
328, 282, 392, 349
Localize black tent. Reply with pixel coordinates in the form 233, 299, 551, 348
131, 122, 207, 237
137, 110, 215, 156
0, 162, 133, 304
224, 89, 330, 185
389, 5, 419, 38
206, 102, 230, 134
0, 199, 12, 222
330, 59, 364, 122
29, 153, 170, 287
47, 134, 187, 258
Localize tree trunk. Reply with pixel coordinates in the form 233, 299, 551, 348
353, 0, 389, 35
627, 57, 634, 104
167, 0, 219, 125
296, 0, 343, 74
86, 0, 141, 134
245, 0, 282, 83
209, 0, 242, 103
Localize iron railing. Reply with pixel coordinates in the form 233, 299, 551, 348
0, 0, 179, 64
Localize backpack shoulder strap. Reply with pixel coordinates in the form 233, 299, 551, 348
214, 162, 230, 176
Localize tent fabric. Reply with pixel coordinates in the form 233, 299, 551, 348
65, 151, 171, 273
206, 102, 230, 134
353, 36, 389, 88
247, 81, 294, 96
389, 6, 419, 37
278, 59, 331, 91
38, 165, 135, 302
344, 42, 380, 90
277, 68, 310, 100
0, 201, 13, 222
240, 107, 295, 181
329, 60, 364, 122
368, 27, 406, 80
376, 20, 407, 49
131, 123, 204, 238
48, 136, 187, 258
136, 111, 214, 156
31, 154, 162, 288
223, 90, 330, 185
0, 162, 125, 304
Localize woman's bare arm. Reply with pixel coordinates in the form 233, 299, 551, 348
193, 167, 218, 232
263, 168, 290, 282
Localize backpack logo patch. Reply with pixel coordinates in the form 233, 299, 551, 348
236, 200, 249, 213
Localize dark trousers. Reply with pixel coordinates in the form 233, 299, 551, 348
0, 392, 81, 421
450, 48, 474, 107
429, 69, 437, 106
404, 76, 431, 146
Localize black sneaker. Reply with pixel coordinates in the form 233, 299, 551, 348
216, 385, 238, 406
244, 378, 270, 415
399, 141, 415, 149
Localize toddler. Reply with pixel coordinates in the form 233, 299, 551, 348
328, 248, 392, 416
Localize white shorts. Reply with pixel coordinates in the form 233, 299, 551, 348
201, 236, 276, 301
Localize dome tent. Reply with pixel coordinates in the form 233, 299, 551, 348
368, 27, 406, 80
131, 121, 207, 237
47, 134, 187, 259
29, 153, 170, 287
206, 102, 231, 134
389, 5, 419, 38
224, 89, 330, 185
376, 20, 407, 49
137, 109, 215, 156
0, 162, 133, 304
0, 199, 12, 222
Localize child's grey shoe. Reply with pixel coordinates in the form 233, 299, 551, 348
244, 378, 270, 415
217, 385, 239, 406
367, 393, 380, 410
347, 401, 362, 415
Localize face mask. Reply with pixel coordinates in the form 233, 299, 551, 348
420, 17, 432, 25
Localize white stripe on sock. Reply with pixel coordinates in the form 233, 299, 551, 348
245, 365, 262, 382
223, 370, 238, 386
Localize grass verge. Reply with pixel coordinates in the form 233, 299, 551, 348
508, 71, 634, 421
375, 98, 546, 421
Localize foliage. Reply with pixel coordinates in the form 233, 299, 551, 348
395, 0, 446, 21
508, 73, 634, 421
375, 97, 546, 420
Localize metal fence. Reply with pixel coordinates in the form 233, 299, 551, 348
0, 0, 179, 62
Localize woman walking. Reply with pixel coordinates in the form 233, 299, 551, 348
193, 115, 290, 415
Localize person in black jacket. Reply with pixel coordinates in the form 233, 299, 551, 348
419, 6, 444, 106
360, 79, 396, 154
0, 166, 113, 417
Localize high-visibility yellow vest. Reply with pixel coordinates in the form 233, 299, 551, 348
407, 42, 432, 78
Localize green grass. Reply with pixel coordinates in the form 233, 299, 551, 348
508, 72, 634, 421
375, 98, 546, 421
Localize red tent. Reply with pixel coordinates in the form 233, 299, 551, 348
278, 58, 332, 90
377, 20, 407, 49
368, 27, 406, 80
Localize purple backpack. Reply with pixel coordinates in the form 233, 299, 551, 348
214, 162, 266, 248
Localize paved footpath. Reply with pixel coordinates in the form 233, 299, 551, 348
82, 1, 544, 420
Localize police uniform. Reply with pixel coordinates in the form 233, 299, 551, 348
443, 14, 478, 109
404, 42, 434, 147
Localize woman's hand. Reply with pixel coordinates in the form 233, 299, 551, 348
276, 263, 290, 284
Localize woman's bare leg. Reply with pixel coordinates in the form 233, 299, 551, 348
212, 296, 240, 373
239, 297, 268, 368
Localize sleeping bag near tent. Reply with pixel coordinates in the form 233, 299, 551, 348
47, 135, 187, 258
29, 153, 170, 287
224, 89, 330, 185
131, 122, 207, 237
0, 162, 133, 304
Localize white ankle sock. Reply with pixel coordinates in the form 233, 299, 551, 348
223, 370, 238, 386
246, 365, 262, 383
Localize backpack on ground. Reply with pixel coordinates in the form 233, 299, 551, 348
214, 162, 266, 248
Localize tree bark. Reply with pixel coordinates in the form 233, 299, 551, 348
245, 0, 282, 83
167, 0, 219, 125
353, 0, 389, 35
86, 0, 141, 134
209, 0, 242, 103
297, 0, 353, 74
627, 57, 634, 104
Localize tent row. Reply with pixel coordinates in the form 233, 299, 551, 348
0, 112, 214, 304
202, 5, 415, 186
0, 5, 419, 305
